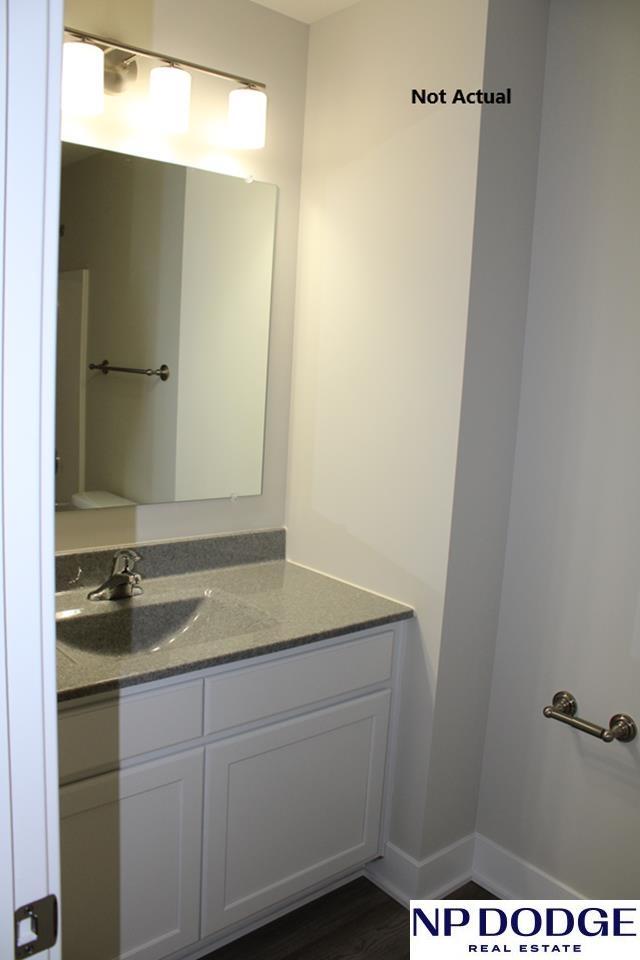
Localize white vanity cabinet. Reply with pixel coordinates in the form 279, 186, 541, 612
202, 690, 391, 935
57, 626, 403, 960
60, 750, 203, 960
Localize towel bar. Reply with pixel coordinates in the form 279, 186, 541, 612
543, 691, 636, 743
89, 359, 170, 381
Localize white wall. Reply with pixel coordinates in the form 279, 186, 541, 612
57, 0, 307, 549
286, 0, 490, 858
64, 0, 154, 46
287, 0, 550, 880
477, 0, 640, 898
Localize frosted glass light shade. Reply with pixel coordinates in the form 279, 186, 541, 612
149, 66, 191, 134
227, 87, 267, 150
62, 42, 104, 116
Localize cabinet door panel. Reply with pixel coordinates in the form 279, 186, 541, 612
202, 691, 391, 936
60, 749, 203, 960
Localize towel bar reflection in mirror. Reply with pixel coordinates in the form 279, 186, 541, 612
89, 359, 170, 381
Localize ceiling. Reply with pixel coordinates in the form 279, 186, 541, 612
251, 0, 362, 24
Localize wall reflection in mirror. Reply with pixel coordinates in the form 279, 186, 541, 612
56, 143, 277, 511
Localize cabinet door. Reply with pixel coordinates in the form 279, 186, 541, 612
60, 749, 203, 960
202, 690, 391, 936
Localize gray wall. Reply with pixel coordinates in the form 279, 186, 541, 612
477, 0, 640, 896
422, 0, 549, 857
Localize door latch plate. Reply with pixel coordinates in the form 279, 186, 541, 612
14, 894, 57, 958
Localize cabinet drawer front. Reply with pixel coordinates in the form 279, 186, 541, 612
204, 630, 394, 734
59, 680, 203, 781
60, 749, 204, 960
202, 690, 391, 936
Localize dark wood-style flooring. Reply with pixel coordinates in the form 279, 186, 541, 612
207, 877, 496, 960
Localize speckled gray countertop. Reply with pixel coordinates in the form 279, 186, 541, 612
56, 558, 413, 702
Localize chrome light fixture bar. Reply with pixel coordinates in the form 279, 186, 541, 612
63, 26, 268, 147
63, 27, 267, 91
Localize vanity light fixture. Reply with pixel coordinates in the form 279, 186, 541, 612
227, 86, 268, 150
149, 64, 192, 134
62, 39, 105, 116
62, 27, 268, 147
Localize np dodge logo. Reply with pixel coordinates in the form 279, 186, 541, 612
410, 901, 640, 958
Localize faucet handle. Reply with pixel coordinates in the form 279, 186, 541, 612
128, 571, 143, 594
111, 548, 142, 575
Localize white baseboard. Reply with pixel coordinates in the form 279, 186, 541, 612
367, 833, 586, 904
472, 834, 585, 900
366, 835, 475, 905
169, 836, 587, 960
176, 836, 586, 958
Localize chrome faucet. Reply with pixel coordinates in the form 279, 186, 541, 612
87, 549, 143, 601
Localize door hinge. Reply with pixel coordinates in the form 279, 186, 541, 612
14, 894, 58, 958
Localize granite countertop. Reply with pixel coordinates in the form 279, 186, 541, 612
56, 558, 413, 702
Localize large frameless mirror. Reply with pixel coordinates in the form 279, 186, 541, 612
56, 143, 277, 511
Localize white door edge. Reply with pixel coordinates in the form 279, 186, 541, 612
0, 1, 63, 957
